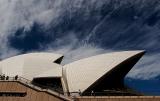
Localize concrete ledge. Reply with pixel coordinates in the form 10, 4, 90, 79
75, 96, 160, 100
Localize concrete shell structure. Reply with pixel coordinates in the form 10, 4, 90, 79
0, 53, 63, 80
63, 50, 145, 94
0, 50, 145, 97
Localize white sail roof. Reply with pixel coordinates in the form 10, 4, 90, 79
34, 63, 62, 78
64, 50, 145, 93
0, 52, 63, 80
0, 51, 145, 94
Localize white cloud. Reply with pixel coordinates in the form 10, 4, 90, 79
127, 53, 160, 80
0, 0, 105, 58
43, 33, 107, 64
48, 44, 106, 64
0, 0, 68, 58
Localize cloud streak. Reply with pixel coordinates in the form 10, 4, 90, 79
127, 53, 160, 79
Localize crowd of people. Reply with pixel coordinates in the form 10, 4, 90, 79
0, 74, 18, 80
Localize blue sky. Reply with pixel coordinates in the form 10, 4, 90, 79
0, 0, 160, 95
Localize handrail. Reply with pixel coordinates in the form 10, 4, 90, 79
18, 76, 31, 83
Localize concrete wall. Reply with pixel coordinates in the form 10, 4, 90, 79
0, 81, 65, 101
0, 81, 160, 101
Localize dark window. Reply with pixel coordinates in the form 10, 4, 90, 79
32, 77, 63, 94
0, 92, 26, 97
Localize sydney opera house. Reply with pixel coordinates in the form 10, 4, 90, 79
0, 50, 159, 101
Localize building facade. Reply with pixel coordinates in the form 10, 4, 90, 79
0, 50, 159, 101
